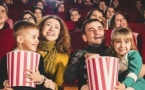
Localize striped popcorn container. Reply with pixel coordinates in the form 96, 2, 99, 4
6, 51, 40, 88
86, 56, 119, 90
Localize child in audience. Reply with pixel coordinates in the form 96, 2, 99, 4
110, 27, 144, 90
0, 21, 45, 89
69, 8, 81, 22
19, 10, 37, 24
37, 15, 71, 90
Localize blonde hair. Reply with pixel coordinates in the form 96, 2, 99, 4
110, 27, 137, 55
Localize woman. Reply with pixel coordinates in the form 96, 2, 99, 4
37, 15, 71, 90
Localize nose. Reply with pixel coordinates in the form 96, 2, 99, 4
120, 42, 125, 47
36, 38, 39, 43
49, 25, 54, 31
94, 30, 99, 35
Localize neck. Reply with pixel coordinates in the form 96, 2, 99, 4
0, 23, 5, 30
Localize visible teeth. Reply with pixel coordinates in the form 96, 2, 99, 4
47, 33, 54, 36
94, 37, 101, 39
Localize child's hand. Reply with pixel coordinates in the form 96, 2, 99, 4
84, 53, 100, 60
44, 79, 56, 90
80, 84, 89, 90
114, 82, 126, 90
3, 80, 13, 90
24, 66, 43, 83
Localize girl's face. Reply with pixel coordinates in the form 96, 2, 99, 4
37, 2, 44, 10
42, 18, 61, 41
113, 38, 131, 56
115, 14, 127, 28
106, 8, 114, 19
90, 10, 103, 22
70, 10, 80, 21
34, 9, 42, 21
23, 14, 35, 24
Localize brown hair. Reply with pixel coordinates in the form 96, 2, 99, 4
38, 15, 71, 55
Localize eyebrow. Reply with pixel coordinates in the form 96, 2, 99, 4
88, 26, 103, 31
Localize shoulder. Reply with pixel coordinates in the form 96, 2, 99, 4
72, 49, 88, 57
127, 50, 142, 61
57, 53, 69, 62
128, 50, 141, 57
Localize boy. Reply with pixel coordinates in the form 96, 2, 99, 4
0, 21, 45, 90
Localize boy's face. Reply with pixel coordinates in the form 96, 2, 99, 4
42, 18, 60, 41
70, 10, 80, 22
82, 21, 105, 47
19, 28, 39, 51
0, 5, 8, 25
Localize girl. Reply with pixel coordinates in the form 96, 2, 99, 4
69, 8, 81, 22
110, 27, 144, 90
37, 15, 71, 90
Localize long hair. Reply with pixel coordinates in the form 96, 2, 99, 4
109, 27, 137, 56
109, 12, 129, 30
38, 15, 71, 55
104, 6, 115, 19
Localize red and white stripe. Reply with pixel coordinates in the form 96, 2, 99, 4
86, 56, 118, 90
7, 51, 40, 88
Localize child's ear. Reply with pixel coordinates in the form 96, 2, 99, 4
110, 41, 113, 47
17, 35, 23, 44
82, 34, 87, 42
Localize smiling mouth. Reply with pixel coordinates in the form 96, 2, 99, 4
47, 33, 54, 36
94, 37, 102, 39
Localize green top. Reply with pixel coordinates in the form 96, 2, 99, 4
119, 50, 142, 87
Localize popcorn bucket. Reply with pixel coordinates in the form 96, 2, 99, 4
86, 56, 119, 90
7, 51, 40, 88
